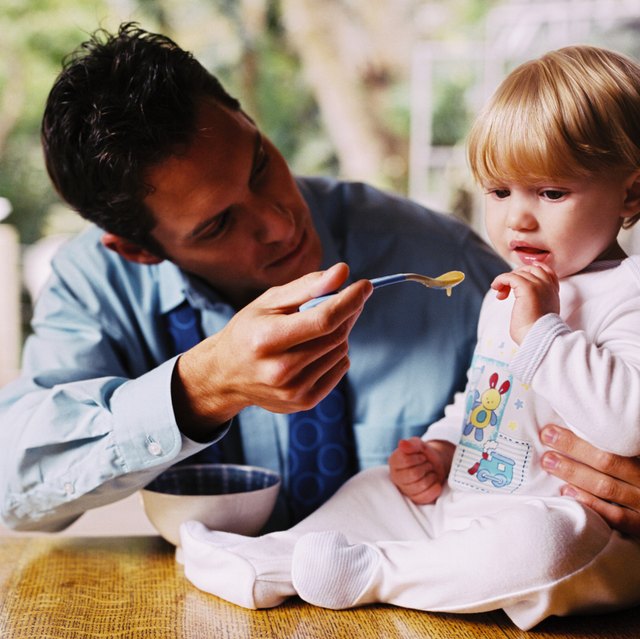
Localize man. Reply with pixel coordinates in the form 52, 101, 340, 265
1, 23, 638, 535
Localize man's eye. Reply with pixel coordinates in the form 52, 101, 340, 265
202, 211, 231, 239
251, 148, 270, 184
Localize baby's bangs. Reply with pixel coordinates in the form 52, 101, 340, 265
468, 94, 587, 186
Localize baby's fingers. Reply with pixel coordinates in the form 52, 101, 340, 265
490, 275, 512, 300
404, 472, 444, 505
397, 437, 426, 455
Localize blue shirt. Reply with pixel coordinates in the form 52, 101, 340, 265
0, 177, 506, 531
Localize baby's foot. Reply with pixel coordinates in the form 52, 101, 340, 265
292, 531, 380, 609
175, 522, 249, 565
181, 521, 249, 549
180, 521, 295, 609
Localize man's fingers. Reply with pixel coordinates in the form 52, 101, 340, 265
542, 450, 636, 507
243, 279, 370, 391
561, 485, 640, 538
261, 262, 349, 308
269, 309, 364, 392
300, 262, 350, 300
266, 278, 372, 351
541, 424, 640, 487
283, 349, 351, 410
541, 424, 640, 537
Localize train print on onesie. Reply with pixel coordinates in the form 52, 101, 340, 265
450, 354, 533, 494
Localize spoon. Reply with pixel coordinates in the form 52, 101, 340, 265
299, 270, 465, 311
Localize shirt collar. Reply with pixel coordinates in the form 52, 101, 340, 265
156, 261, 186, 314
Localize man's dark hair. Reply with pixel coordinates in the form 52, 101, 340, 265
41, 22, 241, 253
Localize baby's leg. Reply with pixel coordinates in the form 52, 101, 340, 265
180, 466, 427, 608
292, 496, 621, 630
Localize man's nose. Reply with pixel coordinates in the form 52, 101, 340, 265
249, 197, 295, 243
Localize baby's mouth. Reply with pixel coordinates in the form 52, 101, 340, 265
516, 246, 548, 255
510, 242, 550, 263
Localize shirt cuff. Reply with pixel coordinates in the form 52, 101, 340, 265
509, 313, 571, 384
108, 356, 184, 471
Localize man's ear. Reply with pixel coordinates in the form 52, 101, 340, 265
623, 171, 640, 217
101, 233, 164, 265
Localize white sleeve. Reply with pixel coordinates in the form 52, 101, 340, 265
510, 306, 640, 456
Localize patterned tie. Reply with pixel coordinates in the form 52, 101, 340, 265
288, 379, 358, 522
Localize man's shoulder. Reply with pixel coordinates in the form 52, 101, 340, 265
49, 225, 176, 289
39, 225, 186, 321
51, 226, 125, 275
297, 175, 414, 208
296, 175, 465, 233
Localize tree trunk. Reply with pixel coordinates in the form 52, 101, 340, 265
281, 0, 389, 185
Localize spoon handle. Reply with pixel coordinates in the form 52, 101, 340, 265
299, 274, 410, 311
369, 274, 409, 288
298, 292, 340, 311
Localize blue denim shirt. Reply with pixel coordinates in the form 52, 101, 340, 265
0, 177, 506, 531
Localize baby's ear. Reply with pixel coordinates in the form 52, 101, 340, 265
622, 171, 640, 217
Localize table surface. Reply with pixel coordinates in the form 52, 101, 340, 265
1, 535, 639, 639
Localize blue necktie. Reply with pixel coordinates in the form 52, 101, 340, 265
288, 379, 358, 522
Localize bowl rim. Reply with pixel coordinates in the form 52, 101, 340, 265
141, 463, 282, 497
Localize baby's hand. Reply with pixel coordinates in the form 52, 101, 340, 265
388, 437, 453, 505
491, 264, 560, 344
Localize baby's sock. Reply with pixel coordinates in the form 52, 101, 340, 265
175, 527, 247, 565
291, 531, 380, 609
179, 521, 295, 609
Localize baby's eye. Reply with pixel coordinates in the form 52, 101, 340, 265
487, 188, 510, 199
541, 189, 567, 201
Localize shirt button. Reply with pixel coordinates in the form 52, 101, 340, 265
64, 482, 75, 495
147, 441, 163, 456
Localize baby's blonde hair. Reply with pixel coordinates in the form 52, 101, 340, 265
467, 45, 640, 228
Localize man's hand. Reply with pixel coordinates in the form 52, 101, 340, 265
172, 263, 372, 439
541, 424, 640, 537
389, 437, 454, 505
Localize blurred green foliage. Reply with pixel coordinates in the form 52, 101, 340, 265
432, 77, 471, 147
0, 0, 334, 244
0, 0, 118, 243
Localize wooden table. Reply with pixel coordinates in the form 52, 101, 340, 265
0, 535, 639, 638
